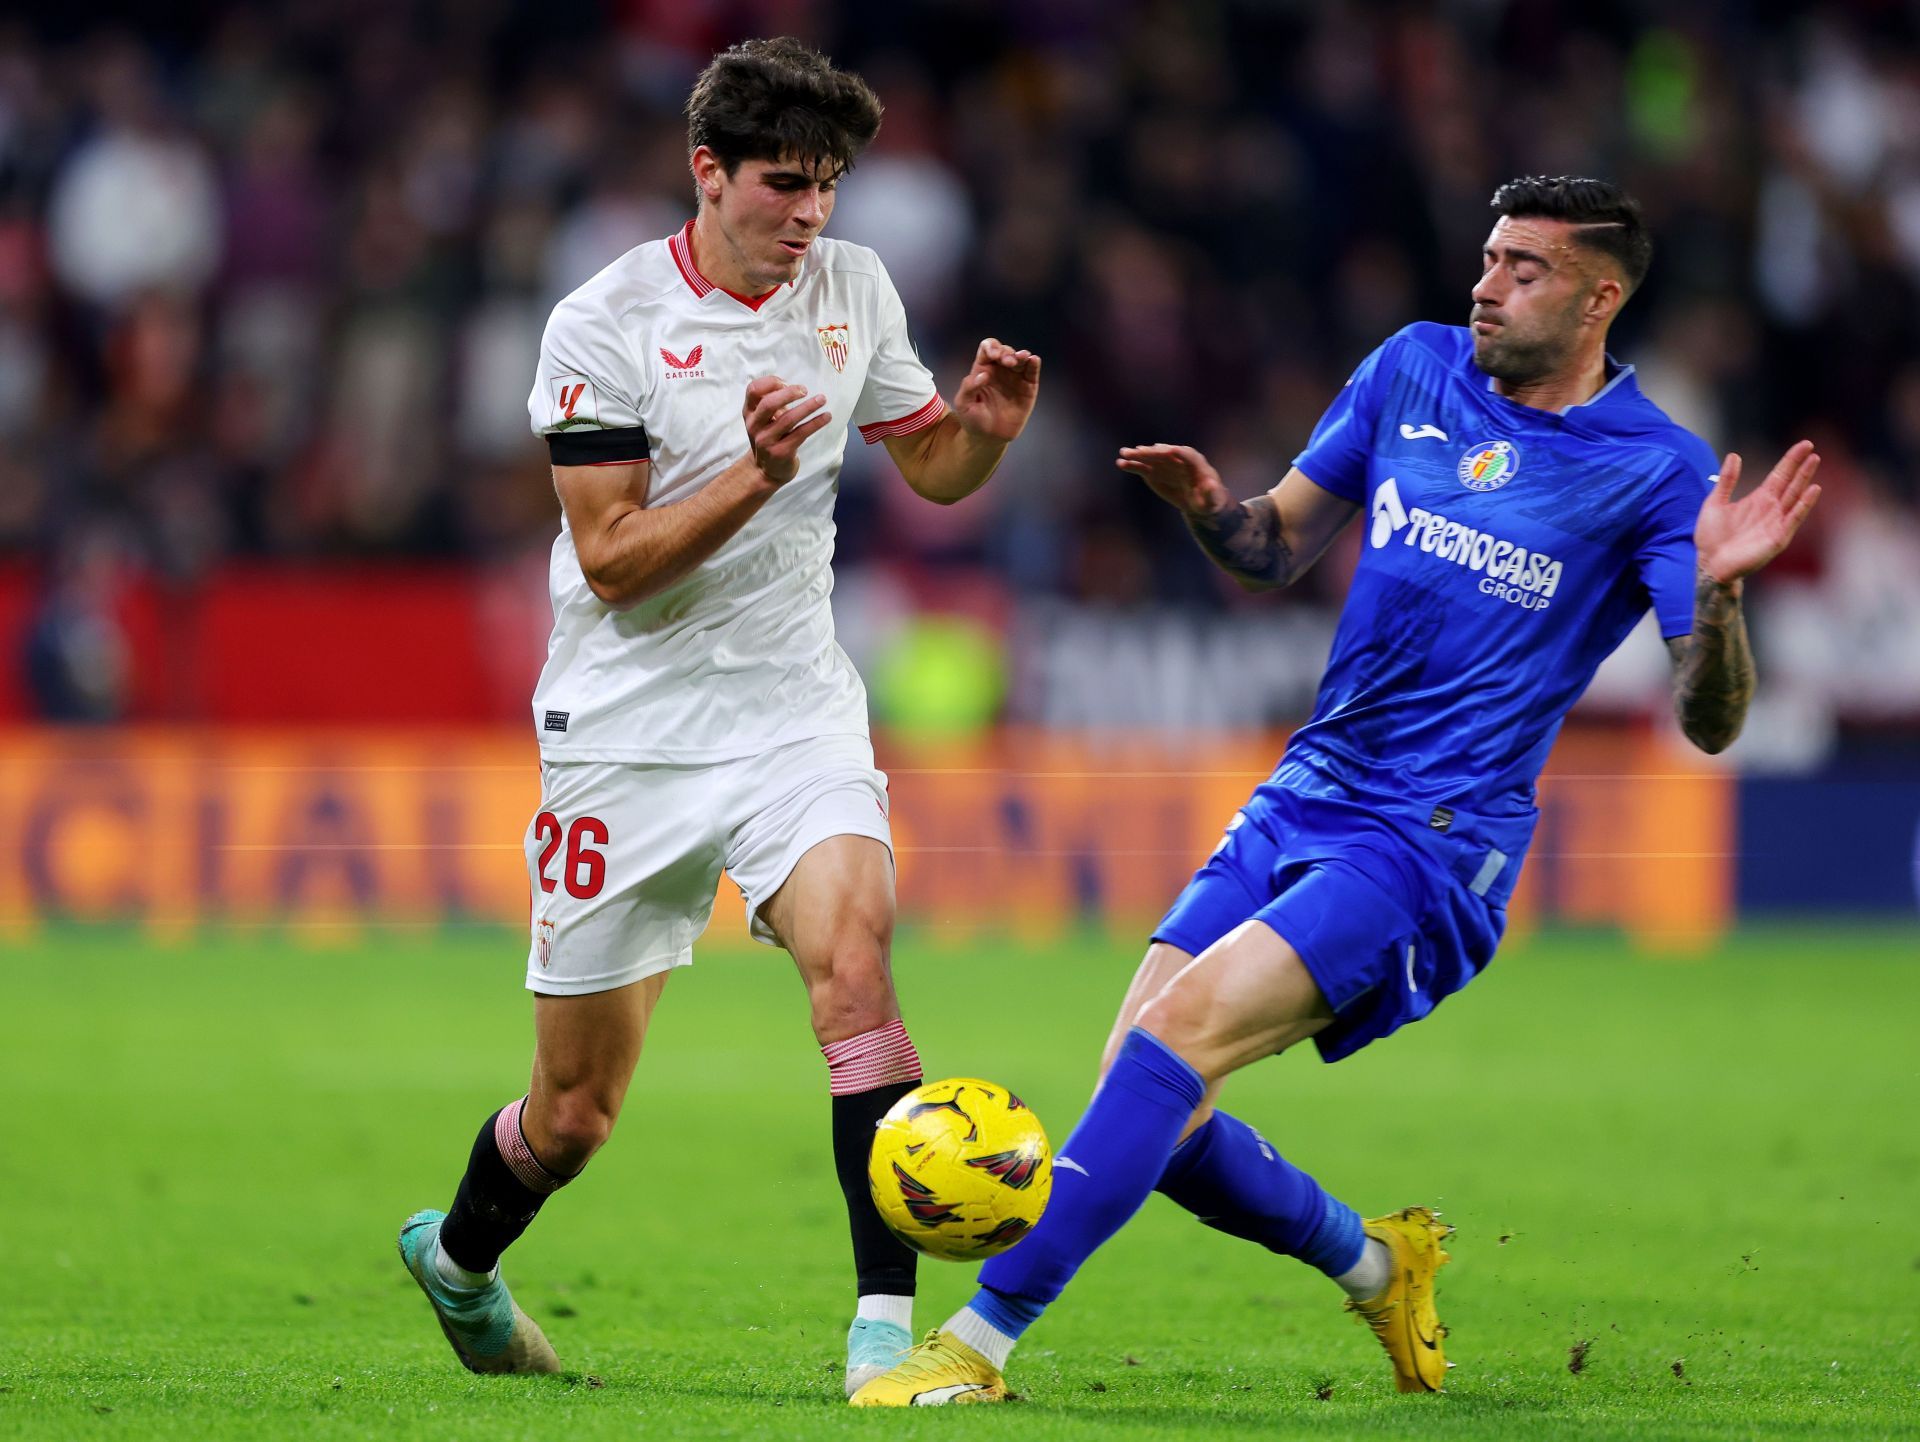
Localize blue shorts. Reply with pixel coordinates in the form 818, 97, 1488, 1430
1152, 788, 1504, 1062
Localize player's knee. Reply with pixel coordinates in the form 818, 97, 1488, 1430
1132, 990, 1188, 1046
807, 947, 898, 1043
1134, 979, 1226, 1068
811, 983, 897, 1043
537, 1088, 619, 1172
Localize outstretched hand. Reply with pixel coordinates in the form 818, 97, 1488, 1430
1696, 440, 1822, 586
1116, 443, 1233, 518
952, 338, 1041, 443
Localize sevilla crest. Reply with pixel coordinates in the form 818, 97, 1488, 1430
817, 324, 850, 373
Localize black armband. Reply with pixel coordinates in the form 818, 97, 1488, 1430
546, 426, 650, 466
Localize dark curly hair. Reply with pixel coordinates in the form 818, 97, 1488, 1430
1492, 176, 1652, 293
686, 37, 883, 184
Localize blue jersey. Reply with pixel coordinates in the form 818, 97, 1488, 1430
1272, 322, 1719, 909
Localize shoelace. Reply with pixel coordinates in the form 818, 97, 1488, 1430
887, 1330, 973, 1382
1346, 1294, 1403, 1336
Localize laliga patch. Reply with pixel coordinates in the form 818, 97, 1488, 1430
1458, 438, 1520, 492
550, 375, 598, 430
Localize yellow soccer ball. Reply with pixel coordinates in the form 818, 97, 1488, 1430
867, 1077, 1051, 1262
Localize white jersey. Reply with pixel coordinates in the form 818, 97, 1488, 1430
526, 221, 944, 763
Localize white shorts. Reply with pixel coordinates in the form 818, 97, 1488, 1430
523, 733, 892, 995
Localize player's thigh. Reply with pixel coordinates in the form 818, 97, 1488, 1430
761, 833, 899, 1041
1249, 851, 1449, 1063
1135, 920, 1335, 1082
724, 735, 898, 1034
530, 969, 671, 1116
759, 831, 896, 967
525, 760, 724, 998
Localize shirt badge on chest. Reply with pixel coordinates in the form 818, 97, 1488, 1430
1458, 438, 1520, 492
817, 324, 850, 373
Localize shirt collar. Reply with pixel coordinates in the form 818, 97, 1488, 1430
668, 220, 786, 311
1482, 353, 1637, 413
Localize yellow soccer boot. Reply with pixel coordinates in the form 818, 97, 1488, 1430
1345, 1205, 1454, 1393
847, 1329, 1007, 1406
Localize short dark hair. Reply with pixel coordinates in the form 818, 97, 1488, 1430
1491, 176, 1652, 293
686, 38, 883, 184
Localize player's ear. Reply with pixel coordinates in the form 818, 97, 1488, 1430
1587, 274, 1624, 327
690, 145, 724, 206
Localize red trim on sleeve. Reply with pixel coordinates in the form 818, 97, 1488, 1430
858, 395, 948, 444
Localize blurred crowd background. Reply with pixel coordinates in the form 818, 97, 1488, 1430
2, 0, 1918, 757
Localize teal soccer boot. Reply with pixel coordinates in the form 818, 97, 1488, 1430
845, 1315, 914, 1398
397, 1209, 560, 1374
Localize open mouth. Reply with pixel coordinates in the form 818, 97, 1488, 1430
778, 239, 809, 257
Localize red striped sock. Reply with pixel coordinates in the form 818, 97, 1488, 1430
822, 1019, 922, 1096
495, 1097, 569, 1195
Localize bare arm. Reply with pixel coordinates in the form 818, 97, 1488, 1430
882, 412, 1009, 505
1666, 440, 1822, 753
555, 377, 830, 609
1666, 574, 1756, 754
555, 455, 775, 609
883, 338, 1041, 504
1117, 447, 1360, 591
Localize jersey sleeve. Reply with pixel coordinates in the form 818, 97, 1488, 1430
528, 299, 651, 467
1636, 442, 1717, 639
851, 257, 946, 444
1290, 333, 1404, 502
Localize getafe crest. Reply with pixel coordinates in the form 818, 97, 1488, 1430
1458, 438, 1520, 492
818, 323, 850, 373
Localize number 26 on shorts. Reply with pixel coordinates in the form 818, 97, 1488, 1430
534, 812, 608, 899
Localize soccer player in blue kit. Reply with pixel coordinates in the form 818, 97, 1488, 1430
851, 177, 1823, 1405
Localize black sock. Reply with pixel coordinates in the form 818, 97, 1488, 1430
438, 1098, 571, 1275
833, 1080, 921, 1297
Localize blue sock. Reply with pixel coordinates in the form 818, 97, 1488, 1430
966, 1284, 1045, 1340
1155, 1110, 1366, 1276
969, 1028, 1206, 1332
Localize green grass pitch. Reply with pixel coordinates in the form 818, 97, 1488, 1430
2, 923, 1916, 1440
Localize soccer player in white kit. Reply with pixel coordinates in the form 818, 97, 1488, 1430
396, 38, 1041, 1395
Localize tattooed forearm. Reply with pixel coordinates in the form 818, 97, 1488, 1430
1187, 495, 1294, 590
1669, 571, 1756, 754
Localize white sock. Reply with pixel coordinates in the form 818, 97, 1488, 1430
1333, 1237, 1392, 1301
434, 1238, 496, 1291
943, 1305, 1017, 1370
856, 1293, 913, 1330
